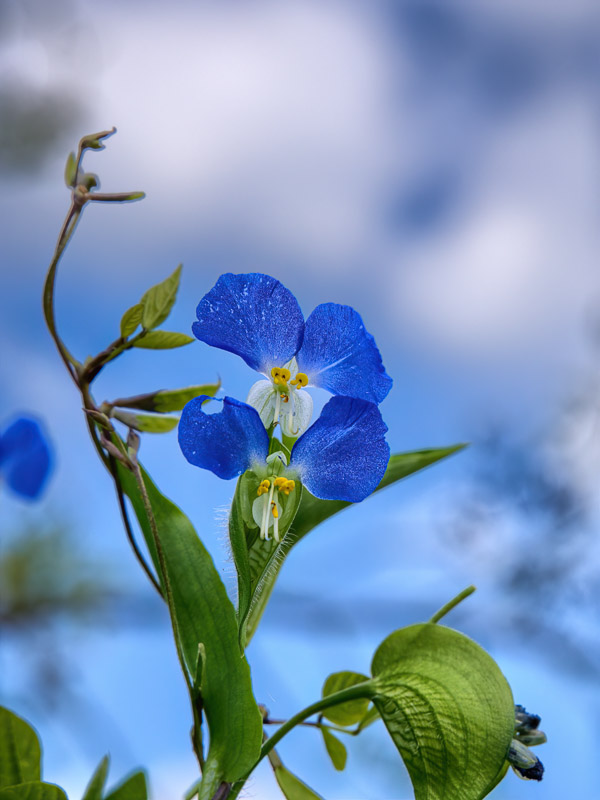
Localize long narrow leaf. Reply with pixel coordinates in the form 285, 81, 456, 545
115, 463, 262, 795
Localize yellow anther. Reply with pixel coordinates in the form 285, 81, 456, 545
257, 478, 271, 496
285, 479, 295, 491
271, 366, 291, 386
291, 372, 309, 388
271, 503, 279, 518
273, 477, 287, 489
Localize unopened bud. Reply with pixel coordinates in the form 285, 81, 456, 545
79, 127, 116, 151
508, 739, 544, 781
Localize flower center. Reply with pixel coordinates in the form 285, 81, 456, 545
254, 475, 296, 542
269, 366, 309, 433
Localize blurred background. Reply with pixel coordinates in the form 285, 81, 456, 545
1, 0, 599, 796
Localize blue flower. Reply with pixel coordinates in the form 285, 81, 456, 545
191, 273, 392, 437
179, 394, 389, 541
0, 416, 53, 500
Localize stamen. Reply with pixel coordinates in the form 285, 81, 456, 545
290, 372, 309, 388
273, 503, 280, 542
273, 391, 281, 425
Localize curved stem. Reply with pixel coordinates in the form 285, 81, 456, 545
429, 585, 476, 624
109, 456, 163, 598
42, 200, 83, 382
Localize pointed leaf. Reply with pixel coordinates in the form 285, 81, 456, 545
152, 384, 220, 412
134, 331, 194, 349
64, 152, 77, 187
81, 756, 109, 800
275, 766, 324, 800
243, 447, 464, 643
370, 624, 514, 800
120, 304, 144, 338
321, 672, 370, 726
111, 410, 178, 434
0, 708, 41, 788
105, 771, 148, 800
140, 265, 182, 330
321, 728, 347, 771
0, 783, 67, 800
110, 384, 219, 414
114, 460, 262, 797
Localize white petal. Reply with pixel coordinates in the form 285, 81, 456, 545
247, 380, 277, 428
281, 389, 313, 438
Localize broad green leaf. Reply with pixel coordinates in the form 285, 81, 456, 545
81, 757, 109, 800
110, 384, 219, 414
321, 672, 370, 726
321, 728, 347, 771
140, 265, 182, 330
105, 771, 148, 800
64, 152, 77, 187
0, 783, 67, 800
120, 304, 144, 338
0, 707, 41, 788
115, 461, 262, 797
111, 410, 178, 433
134, 331, 194, 349
243, 447, 464, 643
275, 766, 323, 800
370, 624, 514, 800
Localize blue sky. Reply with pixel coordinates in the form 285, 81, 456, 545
1, 0, 600, 797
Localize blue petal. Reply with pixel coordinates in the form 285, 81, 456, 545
192, 273, 305, 373
290, 396, 389, 502
297, 304, 392, 403
0, 417, 52, 499
178, 395, 269, 480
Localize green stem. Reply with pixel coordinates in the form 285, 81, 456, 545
84, 329, 148, 381
227, 682, 375, 798
429, 585, 476, 624
264, 717, 358, 736
42, 200, 83, 381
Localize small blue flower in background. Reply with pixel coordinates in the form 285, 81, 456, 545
192, 273, 392, 437
179, 394, 389, 542
0, 416, 53, 500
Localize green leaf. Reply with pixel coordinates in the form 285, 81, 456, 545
81, 757, 109, 800
64, 152, 77, 187
105, 771, 148, 800
111, 410, 178, 434
120, 304, 144, 338
292, 446, 466, 542
110, 384, 220, 414
370, 623, 514, 800
321, 672, 370, 726
0, 707, 41, 788
274, 766, 324, 800
0, 783, 68, 800
321, 728, 347, 771
152, 384, 220, 412
243, 446, 464, 643
140, 264, 182, 330
114, 461, 262, 797
133, 331, 194, 349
